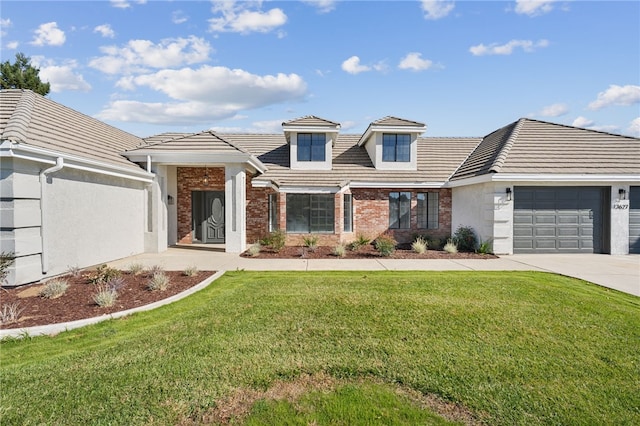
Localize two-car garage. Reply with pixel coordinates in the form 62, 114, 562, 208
513, 187, 609, 253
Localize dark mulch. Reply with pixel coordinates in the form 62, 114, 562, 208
242, 244, 498, 260
0, 270, 215, 330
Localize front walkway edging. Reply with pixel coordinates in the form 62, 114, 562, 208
0, 271, 225, 340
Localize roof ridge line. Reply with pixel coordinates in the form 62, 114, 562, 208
445, 137, 484, 182
209, 130, 254, 155
490, 118, 524, 173
2, 90, 36, 143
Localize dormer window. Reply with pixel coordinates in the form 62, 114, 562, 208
382, 134, 411, 162
297, 133, 326, 162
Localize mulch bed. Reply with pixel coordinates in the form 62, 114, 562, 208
1, 270, 215, 330
242, 244, 498, 260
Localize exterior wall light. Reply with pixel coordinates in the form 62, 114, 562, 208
167, 195, 174, 205
618, 188, 627, 200
204, 166, 209, 186
506, 187, 512, 201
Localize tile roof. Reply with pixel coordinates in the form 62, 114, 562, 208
282, 115, 340, 127
129, 131, 252, 156
371, 116, 426, 127
0, 89, 144, 170
451, 118, 640, 180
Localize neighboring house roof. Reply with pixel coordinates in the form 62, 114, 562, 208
0, 89, 144, 171
451, 118, 640, 180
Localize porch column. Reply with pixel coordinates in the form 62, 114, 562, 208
225, 164, 246, 253
144, 165, 168, 253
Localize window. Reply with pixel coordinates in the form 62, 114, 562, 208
286, 194, 334, 233
389, 192, 411, 229
268, 193, 278, 232
344, 194, 353, 232
297, 133, 326, 162
417, 192, 439, 229
382, 134, 411, 162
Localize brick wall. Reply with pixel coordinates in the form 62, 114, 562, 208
176, 167, 225, 244
246, 179, 273, 244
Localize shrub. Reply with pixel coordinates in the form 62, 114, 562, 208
349, 234, 371, 251
67, 265, 82, 278
183, 265, 198, 276
444, 239, 458, 254
87, 264, 121, 285
0, 251, 16, 285
247, 242, 262, 257
0, 302, 23, 325
147, 265, 164, 276
128, 263, 145, 275
333, 244, 347, 258
375, 234, 397, 257
261, 229, 286, 252
412, 237, 428, 254
93, 284, 118, 307
147, 272, 170, 291
477, 239, 493, 255
453, 225, 478, 252
39, 278, 69, 300
107, 276, 125, 292
302, 235, 319, 252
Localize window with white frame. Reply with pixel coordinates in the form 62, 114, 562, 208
389, 191, 411, 229
417, 192, 439, 229
344, 194, 353, 232
286, 194, 334, 233
268, 193, 278, 232
297, 133, 326, 162
382, 134, 411, 162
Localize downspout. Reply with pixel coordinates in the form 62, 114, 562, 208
40, 157, 64, 274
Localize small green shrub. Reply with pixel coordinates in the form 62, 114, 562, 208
147, 265, 164, 276
183, 265, 198, 277
375, 234, 397, 257
443, 239, 458, 254
147, 272, 170, 291
0, 251, 16, 285
247, 242, 262, 257
302, 235, 319, 252
93, 284, 118, 307
39, 278, 69, 300
453, 225, 478, 252
411, 237, 428, 254
349, 234, 371, 251
261, 229, 286, 252
128, 263, 145, 276
333, 244, 347, 258
87, 264, 121, 285
0, 302, 23, 325
477, 239, 493, 255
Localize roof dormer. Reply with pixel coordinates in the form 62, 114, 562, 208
282, 116, 340, 171
357, 116, 426, 171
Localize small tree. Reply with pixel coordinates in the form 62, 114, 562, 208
0, 52, 51, 95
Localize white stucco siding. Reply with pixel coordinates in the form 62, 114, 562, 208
44, 167, 146, 278
610, 184, 630, 255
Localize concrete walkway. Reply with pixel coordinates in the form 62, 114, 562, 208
109, 248, 640, 297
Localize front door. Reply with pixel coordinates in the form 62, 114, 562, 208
192, 191, 225, 243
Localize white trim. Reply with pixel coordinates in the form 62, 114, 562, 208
447, 173, 640, 187
358, 125, 426, 146
348, 181, 446, 189
278, 186, 340, 194
0, 141, 155, 183
124, 151, 267, 174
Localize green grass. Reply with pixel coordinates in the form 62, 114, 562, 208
1, 271, 638, 425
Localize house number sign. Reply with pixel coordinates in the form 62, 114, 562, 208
613, 200, 629, 209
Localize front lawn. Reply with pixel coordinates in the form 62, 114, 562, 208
1, 271, 638, 425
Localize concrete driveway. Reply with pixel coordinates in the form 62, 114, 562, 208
108, 249, 640, 297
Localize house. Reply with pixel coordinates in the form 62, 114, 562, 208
1, 89, 639, 287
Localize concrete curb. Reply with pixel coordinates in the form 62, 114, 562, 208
0, 271, 225, 339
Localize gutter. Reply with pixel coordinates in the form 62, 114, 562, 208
40, 157, 64, 274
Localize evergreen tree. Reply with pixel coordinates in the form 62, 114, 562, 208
0, 52, 51, 95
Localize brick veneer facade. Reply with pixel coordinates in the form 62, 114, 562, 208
177, 167, 225, 244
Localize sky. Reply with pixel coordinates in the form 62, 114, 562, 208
1, 0, 639, 138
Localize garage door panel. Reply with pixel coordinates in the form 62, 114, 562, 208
514, 186, 605, 254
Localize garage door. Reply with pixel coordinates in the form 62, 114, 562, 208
630, 186, 640, 254
513, 187, 607, 253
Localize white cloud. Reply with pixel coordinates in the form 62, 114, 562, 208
628, 118, 640, 137
89, 36, 212, 75
98, 65, 307, 125
302, 0, 337, 14
31, 22, 66, 46
172, 10, 189, 24
514, 0, 557, 17
469, 39, 549, 56
94, 24, 115, 38
587, 84, 640, 110
1, 18, 11, 36
398, 52, 434, 71
341, 56, 370, 74
572, 116, 594, 128
212, 119, 284, 134
538, 103, 568, 117
421, 0, 455, 20
209, 1, 287, 34
110, 0, 146, 8
6, 41, 19, 49
31, 57, 91, 93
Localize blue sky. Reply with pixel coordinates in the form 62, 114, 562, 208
1, 1, 639, 138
